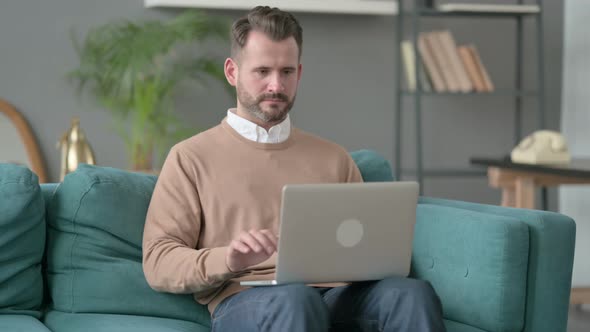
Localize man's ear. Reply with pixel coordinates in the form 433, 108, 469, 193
224, 58, 238, 87
297, 63, 303, 83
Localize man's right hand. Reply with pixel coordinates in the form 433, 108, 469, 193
226, 229, 278, 273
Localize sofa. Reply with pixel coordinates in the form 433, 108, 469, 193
0, 149, 575, 332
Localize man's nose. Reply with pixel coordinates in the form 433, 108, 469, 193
267, 74, 285, 92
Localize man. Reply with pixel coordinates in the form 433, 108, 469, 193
143, 6, 445, 332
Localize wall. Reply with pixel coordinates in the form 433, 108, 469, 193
0, 0, 563, 208
560, 0, 590, 287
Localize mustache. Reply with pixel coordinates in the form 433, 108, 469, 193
256, 93, 289, 103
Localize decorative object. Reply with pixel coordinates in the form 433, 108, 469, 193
510, 130, 571, 165
56, 117, 96, 181
0, 98, 48, 182
69, 10, 228, 171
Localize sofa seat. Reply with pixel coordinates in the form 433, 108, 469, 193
444, 319, 487, 332
0, 315, 51, 332
43, 311, 210, 332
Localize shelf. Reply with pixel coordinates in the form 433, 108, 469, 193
416, 10, 540, 18
144, 0, 399, 15
401, 90, 538, 97
395, 0, 545, 194
415, 4, 540, 18
400, 169, 487, 177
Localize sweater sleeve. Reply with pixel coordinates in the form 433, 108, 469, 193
142, 146, 236, 294
344, 152, 364, 183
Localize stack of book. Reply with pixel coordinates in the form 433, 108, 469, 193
401, 30, 494, 93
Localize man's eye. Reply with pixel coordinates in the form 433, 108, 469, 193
257, 69, 268, 75
283, 70, 293, 75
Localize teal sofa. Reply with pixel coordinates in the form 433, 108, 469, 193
0, 150, 575, 332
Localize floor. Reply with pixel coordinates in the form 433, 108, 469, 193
568, 305, 590, 332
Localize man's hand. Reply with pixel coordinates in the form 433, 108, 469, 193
226, 229, 278, 273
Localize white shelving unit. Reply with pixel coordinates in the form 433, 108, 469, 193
144, 0, 398, 15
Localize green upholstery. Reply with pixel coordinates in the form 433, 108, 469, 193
350, 150, 538, 332
41, 183, 58, 211
0, 315, 51, 332
0, 164, 45, 318
0, 149, 576, 332
45, 164, 210, 325
350, 149, 395, 181
412, 204, 529, 332
43, 311, 209, 332
444, 319, 487, 332
351, 151, 574, 332
419, 197, 576, 332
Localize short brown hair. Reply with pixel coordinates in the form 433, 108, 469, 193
231, 6, 303, 60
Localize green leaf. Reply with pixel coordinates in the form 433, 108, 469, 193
68, 10, 230, 168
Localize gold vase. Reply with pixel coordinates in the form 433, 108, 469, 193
57, 117, 96, 181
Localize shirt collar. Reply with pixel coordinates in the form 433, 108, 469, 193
226, 108, 291, 143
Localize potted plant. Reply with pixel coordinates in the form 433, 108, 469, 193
69, 10, 229, 171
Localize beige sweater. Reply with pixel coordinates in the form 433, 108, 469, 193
142, 119, 362, 313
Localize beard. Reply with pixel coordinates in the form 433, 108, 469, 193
237, 80, 296, 124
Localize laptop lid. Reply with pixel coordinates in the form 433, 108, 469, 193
274, 181, 419, 284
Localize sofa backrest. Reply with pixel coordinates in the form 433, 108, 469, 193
0, 164, 45, 319
38, 150, 389, 325
349, 149, 395, 181
45, 164, 211, 325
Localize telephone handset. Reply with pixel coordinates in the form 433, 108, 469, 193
510, 130, 571, 165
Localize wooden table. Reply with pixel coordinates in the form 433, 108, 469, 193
471, 157, 590, 305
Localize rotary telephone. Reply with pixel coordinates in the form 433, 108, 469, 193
510, 130, 571, 165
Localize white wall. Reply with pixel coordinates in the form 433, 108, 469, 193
560, 0, 590, 287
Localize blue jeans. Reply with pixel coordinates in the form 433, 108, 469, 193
211, 277, 446, 332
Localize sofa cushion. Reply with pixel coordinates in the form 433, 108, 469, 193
46, 165, 210, 325
444, 319, 487, 332
0, 314, 51, 332
0, 164, 45, 318
350, 149, 395, 181
43, 311, 209, 332
412, 204, 529, 332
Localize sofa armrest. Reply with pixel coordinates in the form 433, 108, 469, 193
417, 197, 575, 332
411, 202, 529, 332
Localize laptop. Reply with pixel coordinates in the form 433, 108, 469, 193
240, 181, 419, 287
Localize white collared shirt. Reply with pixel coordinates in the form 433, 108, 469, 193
226, 108, 291, 143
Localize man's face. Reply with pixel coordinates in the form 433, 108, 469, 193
225, 30, 302, 127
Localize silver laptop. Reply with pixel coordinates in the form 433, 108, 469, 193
240, 181, 419, 287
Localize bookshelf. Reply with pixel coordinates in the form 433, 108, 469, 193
395, 0, 545, 195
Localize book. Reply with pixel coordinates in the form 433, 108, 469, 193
436, 3, 540, 14
436, 30, 473, 93
418, 33, 446, 92
425, 32, 459, 92
401, 40, 432, 92
467, 45, 494, 92
458, 46, 486, 92
401, 40, 417, 91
